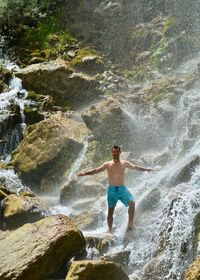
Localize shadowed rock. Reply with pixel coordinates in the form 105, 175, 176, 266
60, 178, 105, 205
12, 113, 89, 191
82, 98, 135, 149
16, 59, 101, 107
66, 260, 129, 280
1, 194, 48, 230
0, 215, 86, 280
168, 155, 200, 187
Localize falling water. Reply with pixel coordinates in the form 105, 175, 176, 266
67, 136, 91, 183
0, 68, 34, 160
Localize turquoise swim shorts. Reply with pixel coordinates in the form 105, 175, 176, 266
107, 185, 134, 208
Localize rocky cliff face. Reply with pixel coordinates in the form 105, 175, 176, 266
62, 0, 200, 68
1, 0, 200, 70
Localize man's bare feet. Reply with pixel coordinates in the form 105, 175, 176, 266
127, 223, 137, 231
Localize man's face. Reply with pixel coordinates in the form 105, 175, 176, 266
112, 148, 121, 159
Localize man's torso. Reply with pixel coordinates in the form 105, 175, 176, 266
105, 160, 127, 186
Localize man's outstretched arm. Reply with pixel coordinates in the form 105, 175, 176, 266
126, 161, 154, 172
78, 163, 107, 176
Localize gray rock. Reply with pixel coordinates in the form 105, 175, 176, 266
168, 155, 200, 187
82, 98, 135, 149
60, 178, 106, 205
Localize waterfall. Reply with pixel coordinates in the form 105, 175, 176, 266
0, 67, 34, 161
67, 136, 91, 183
1, 1, 200, 279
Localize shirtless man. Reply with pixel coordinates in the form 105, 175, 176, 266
78, 145, 153, 234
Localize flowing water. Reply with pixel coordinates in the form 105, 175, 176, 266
0, 62, 33, 161
47, 55, 200, 279
1, 54, 200, 280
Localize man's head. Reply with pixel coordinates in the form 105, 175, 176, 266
112, 145, 121, 160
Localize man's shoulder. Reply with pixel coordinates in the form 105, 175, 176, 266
102, 160, 113, 168
121, 160, 129, 165
103, 160, 112, 165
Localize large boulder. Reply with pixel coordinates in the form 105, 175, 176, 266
1, 194, 48, 230
66, 260, 130, 280
102, 250, 131, 273
16, 59, 101, 107
0, 215, 86, 280
72, 210, 99, 231
137, 188, 161, 213
60, 178, 106, 205
82, 98, 134, 149
12, 113, 89, 191
164, 155, 200, 187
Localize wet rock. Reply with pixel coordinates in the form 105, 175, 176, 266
1, 194, 48, 230
0, 215, 86, 280
66, 260, 130, 280
191, 211, 200, 255
131, 19, 163, 54
184, 257, 200, 280
60, 178, 106, 205
82, 98, 135, 149
142, 257, 173, 280
12, 113, 89, 191
102, 250, 131, 272
16, 59, 101, 107
27, 91, 55, 111
168, 155, 200, 187
24, 106, 44, 125
0, 80, 9, 92
72, 210, 99, 231
73, 53, 105, 74
137, 188, 161, 212
0, 184, 15, 200
0, 102, 22, 138
0, 66, 12, 85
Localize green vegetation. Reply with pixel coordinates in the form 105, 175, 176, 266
0, 0, 63, 29
163, 16, 176, 36
152, 39, 169, 67
144, 79, 176, 102
22, 18, 77, 51
0, 0, 79, 66
17, 17, 78, 65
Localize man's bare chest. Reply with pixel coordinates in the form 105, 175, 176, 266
108, 163, 125, 174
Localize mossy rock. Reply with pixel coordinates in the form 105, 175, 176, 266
0, 80, 9, 92
27, 91, 55, 112
16, 17, 78, 66
17, 59, 101, 108
71, 48, 105, 74
24, 106, 44, 125
66, 260, 129, 280
163, 16, 176, 37
142, 78, 180, 102
0, 66, 12, 85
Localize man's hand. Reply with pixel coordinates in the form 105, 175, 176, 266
77, 172, 86, 176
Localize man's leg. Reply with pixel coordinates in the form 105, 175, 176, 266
128, 201, 135, 229
107, 207, 115, 234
